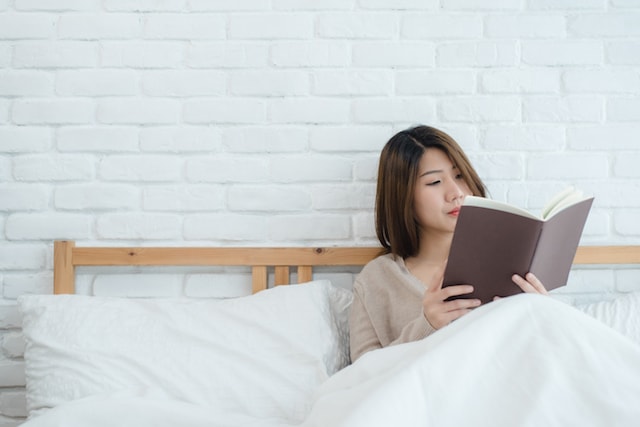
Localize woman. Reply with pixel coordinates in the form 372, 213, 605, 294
349, 125, 548, 362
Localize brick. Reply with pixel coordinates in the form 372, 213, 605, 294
402, 13, 482, 39
527, 153, 609, 180
57, 70, 139, 96
528, 0, 605, 9
311, 184, 375, 210
569, 13, 640, 37
309, 126, 389, 152
59, 14, 142, 39
0, 185, 49, 211
483, 126, 565, 151
522, 41, 603, 66
614, 211, 640, 236
191, 0, 269, 10
396, 70, 475, 95
228, 14, 313, 39
143, 185, 225, 211
485, 14, 565, 38
99, 155, 182, 182
0, 15, 56, 39
0, 71, 53, 96
6, 213, 92, 240
271, 41, 349, 67
589, 181, 640, 208
13, 154, 94, 181
268, 214, 351, 241
140, 126, 222, 152
12, 99, 95, 125
0, 361, 25, 387
608, 41, 640, 65
438, 41, 517, 67
312, 70, 392, 96
15, 0, 98, 10
0, 127, 51, 153
352, 41, 436, 67
101, 42, 184, 68
442, 0, 520, 9
0, 43, 8, 68
615, 269, 640, 293
273, 0, 353, 9
469, 154, 523, 180
316, 12, 398, 39
184, 214, 268, 241
270, 155, 352, 182
0, 390, 27, 418
480, 69, 560, 93
223, 127, 308, 153
142, 70, 226, 96
0, 303, 22, 328
354, 155, 380, 181
183, 99, 266, 124
12, 41, 98, 68
269, 98, 350, 124
186, 156, 268, 183
230, 71, 309, 96
608, 98, 640, 121
352, 97, 436, 124
96, 213, 182, 239
0, 99, 8, 124
613, 153, 640, 178
228, 185, 311, 211
567, 125, 640, 150
1, 332, 25, 358
523, 96, 604, 123
93, 274, 182, 297
97, 99, 180, 124
353, 211, 376, 240
441, 97, 520, 122
3, 273, 52, 299
563, 69, 640, 94
185, 273, 252, 299
104, 0, 185, 11
55, 184, 140, 210
187, 42, 269, 68
57, 126, 139, 152
0, 245, 47, 271
145, 14, 225, 40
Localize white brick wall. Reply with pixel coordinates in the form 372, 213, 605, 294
1, 2, 640, 423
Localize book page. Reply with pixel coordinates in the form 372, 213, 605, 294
463, 196, 539, 220
542, 187, 588, 219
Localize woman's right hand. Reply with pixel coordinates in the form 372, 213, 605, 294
422, 277, 481, 330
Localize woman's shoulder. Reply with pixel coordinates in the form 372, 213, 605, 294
355, 253, 404, 287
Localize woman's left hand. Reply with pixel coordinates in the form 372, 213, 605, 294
511, 272, 548, 296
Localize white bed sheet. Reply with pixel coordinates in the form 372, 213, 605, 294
20, 294, 640, 427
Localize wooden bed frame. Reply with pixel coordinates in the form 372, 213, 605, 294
53, 241, 640, 295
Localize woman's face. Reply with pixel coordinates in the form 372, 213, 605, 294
413, 148, 472, 235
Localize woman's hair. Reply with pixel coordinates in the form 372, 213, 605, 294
375, 125, 486, 259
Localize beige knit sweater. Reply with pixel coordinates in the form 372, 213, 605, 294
349, 253, 436, 362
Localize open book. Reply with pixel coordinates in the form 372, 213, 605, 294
443, 187, 594, 304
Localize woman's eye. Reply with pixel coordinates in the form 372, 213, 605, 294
427, 180, 441, 186
455, 173, 463, 180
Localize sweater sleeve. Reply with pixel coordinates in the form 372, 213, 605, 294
349, 276, 436, 362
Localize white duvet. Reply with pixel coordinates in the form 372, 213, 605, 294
21, 295, 640, 427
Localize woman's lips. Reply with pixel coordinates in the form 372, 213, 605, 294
449, 207, 461, 216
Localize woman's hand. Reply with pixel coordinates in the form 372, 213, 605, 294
422, 274, 481, 330
511, 272, 548, 296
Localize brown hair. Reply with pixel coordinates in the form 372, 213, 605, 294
375, 125, 486, 259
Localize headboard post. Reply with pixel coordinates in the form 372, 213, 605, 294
54, 240, 76, 294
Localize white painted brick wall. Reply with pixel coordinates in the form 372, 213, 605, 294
2, 2, 640, 423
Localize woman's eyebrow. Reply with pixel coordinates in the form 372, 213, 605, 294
419, 165, 458, 178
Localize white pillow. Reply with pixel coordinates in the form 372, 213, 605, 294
18, 280, 352, 422
576, 291, 640, 346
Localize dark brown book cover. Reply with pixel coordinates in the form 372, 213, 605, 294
443, 195, 594, 304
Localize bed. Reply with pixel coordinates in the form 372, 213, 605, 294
17, 241, 640, 427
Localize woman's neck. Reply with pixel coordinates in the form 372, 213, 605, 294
410, 230, 453, 266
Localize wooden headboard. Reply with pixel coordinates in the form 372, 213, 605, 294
53, 240, 640, 295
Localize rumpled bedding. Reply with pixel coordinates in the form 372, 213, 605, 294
20, 294, 640, 427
